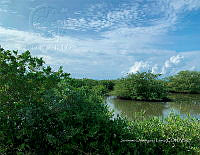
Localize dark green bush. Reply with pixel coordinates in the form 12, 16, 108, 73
113, 72, 169, 101
99, 80, 115, 91
0, 48, 128, 154
69, 78, 99, 88
167, 71, 200, 94
69, 78, 115, 96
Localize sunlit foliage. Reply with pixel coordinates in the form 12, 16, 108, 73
167, 71, 200, 94
113, 72, 169, 101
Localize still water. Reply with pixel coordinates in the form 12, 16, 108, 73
106, 94, 200, 120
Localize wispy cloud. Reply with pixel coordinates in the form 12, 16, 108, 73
59, 1, 175, 32
170, 0, 200, 11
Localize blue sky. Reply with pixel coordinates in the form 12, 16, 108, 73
0, 0, 200, 79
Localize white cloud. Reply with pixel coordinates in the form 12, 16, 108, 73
169, 0, 200, 11
59, 0, 176, 32
161, 55, 184, 75
128, 61, 161, 74
128, 53, 200, 77
129, 61, 150, 74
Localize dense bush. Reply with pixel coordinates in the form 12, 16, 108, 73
127, 113, 200, 154
167, 71, 200, 94
99, 80, 115, 91
113, 72, 169, 101
69, 78, 99, 88
69, 78, 115, 96
0, 48, 199, 154
0, 48, 127, 154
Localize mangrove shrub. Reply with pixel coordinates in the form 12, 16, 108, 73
113, 72, 169, 101
167, 71, 200, 93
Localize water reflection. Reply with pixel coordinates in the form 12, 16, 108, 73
106, 94, 200, 120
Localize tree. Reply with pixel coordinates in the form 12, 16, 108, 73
0, 48, 129, 154
0, 48, 69, 104
113, 72, 169, 101
0, 48, 70, 153
167, 71, 200, 93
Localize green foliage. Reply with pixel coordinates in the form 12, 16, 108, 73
98, 80, 115, 91
0, 48, 199, 154
69, 78, 99, 88
0, 48, 69, 104
0, 48, 126, 154
113, 72, 169, 101
127, 113, 200, 154
167, 71, 200, 94
69, 78, 115, 96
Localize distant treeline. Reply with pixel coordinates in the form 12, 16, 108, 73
71, 70, 200, 101
112, 71, 200, 101
166, 70, 200, 94
69, 78, 115, 96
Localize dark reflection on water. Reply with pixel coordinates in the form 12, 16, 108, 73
106, 94, 200, 120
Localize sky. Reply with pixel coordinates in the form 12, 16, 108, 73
0, 0, 200, 79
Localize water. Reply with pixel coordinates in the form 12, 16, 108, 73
106, 94, 200, 120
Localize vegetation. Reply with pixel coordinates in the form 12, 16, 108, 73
0, 48, 200, 154
113, 72, 169, 101
0, 48, 122, 154
98, 80, 115, 91
128, 113, 200, 154
69, 78, 115, 96
167, 70, 200, 94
